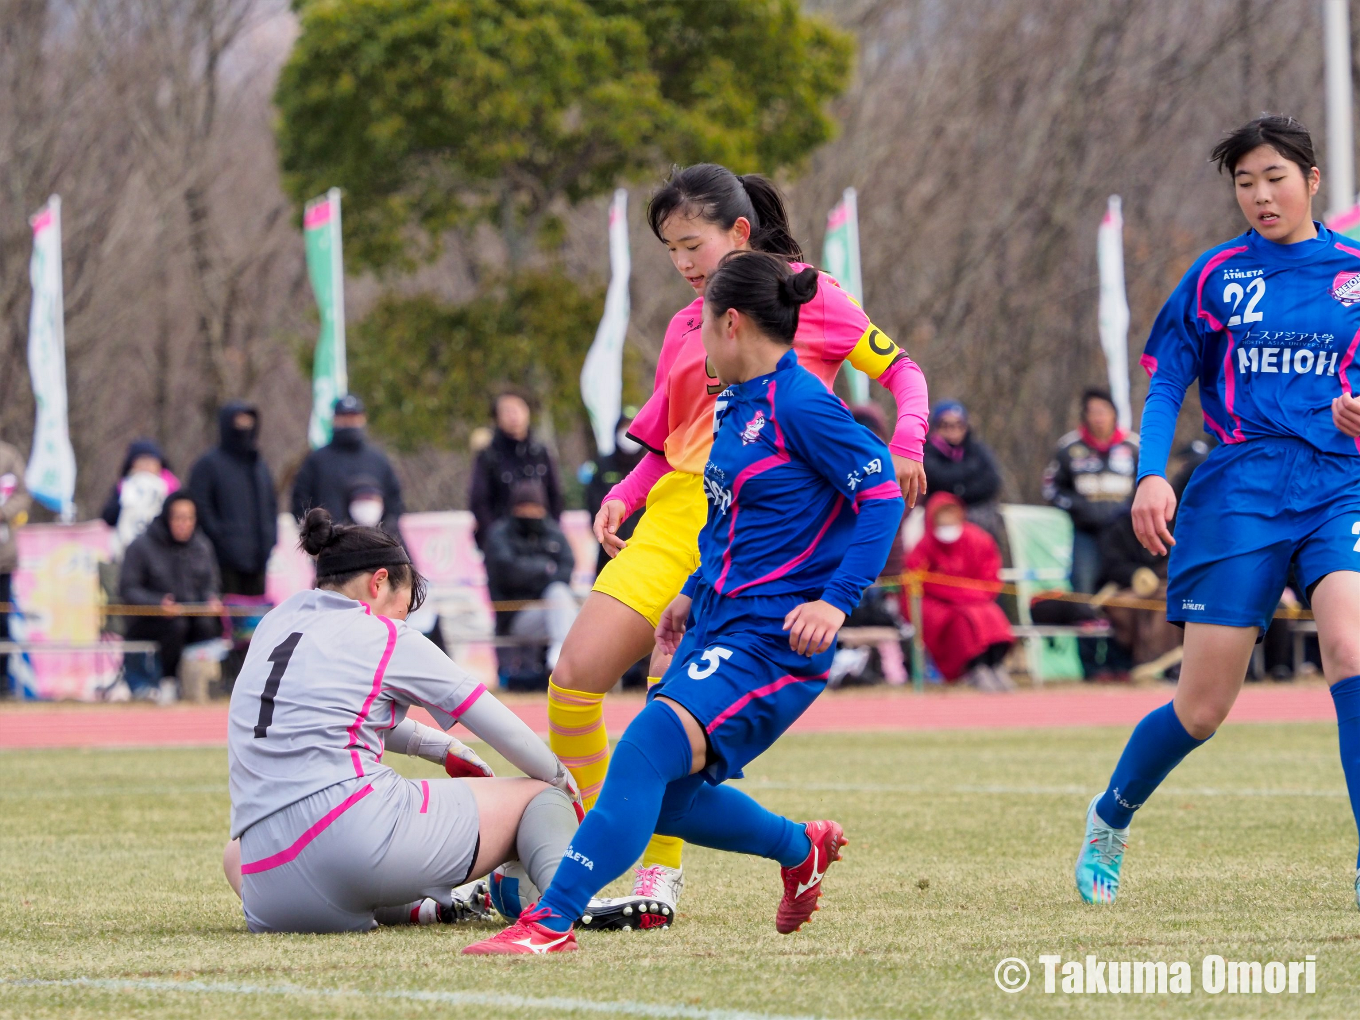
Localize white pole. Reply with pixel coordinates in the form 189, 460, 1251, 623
1325, 0, 1355, 217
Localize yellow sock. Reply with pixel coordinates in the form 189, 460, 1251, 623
641, 676, 685, 870
547, 679, 609, 810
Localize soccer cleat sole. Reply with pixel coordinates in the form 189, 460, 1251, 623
577, 898, 673, 931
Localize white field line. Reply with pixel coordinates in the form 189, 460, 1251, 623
2, 977, 847, 1020
745, 780, 1347, 798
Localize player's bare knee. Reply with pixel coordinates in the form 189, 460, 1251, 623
1179, 703, 1226, 740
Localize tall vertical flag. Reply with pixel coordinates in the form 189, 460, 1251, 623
25, 196, 76, 520
1097, 195, 1132, 431
581, 189, 630, 456
823, 188, 868, 403
304, 189, 348, 449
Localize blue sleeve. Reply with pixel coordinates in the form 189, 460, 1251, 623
1137, 265, 1203, 481
779, 380, 906, 615
681, 568, 702, 600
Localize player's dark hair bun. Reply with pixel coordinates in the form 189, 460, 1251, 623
779, 265, 820, 307
299, 507, 337, 555
704, 250, 820, 345
297, 506, 429, 613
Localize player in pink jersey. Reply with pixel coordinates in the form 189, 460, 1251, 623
547, 165, 928, 930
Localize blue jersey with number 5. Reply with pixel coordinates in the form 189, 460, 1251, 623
685, 349, 904, 616
1138, 223, 1360, 481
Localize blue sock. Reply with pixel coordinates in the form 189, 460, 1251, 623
535, 701, 691, 931
1096, 701, 1209, 829
657, 775, 812, 868
1330, 676, 1360, 869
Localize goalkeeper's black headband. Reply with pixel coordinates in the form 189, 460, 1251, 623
315, 546, 411, 577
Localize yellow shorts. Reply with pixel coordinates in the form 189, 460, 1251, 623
592, 470, 707, 627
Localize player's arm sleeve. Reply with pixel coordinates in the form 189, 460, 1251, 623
680, 567, 703, 600
624, 386, 669, 459
780, 388, 905, 615
1137, 273, 1201, 482
819, 284, 930, 461
602, 451, 670, 516
382, 630, 559, 782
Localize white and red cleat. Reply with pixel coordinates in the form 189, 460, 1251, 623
775, 820, 846, 934
461, 904, 578, 955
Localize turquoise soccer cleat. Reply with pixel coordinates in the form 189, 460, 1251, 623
1076, 793, 1128, 905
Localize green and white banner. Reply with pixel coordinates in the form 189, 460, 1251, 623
304, 188, 348, 449
581, 189, 630, 455
25, 195, 76, 520
823, 188, 868, 403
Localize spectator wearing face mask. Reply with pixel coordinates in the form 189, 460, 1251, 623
291, 395, 405, 540
582, 409, 645, 576
189, 402, 278, 597
905, 493, 1014, 689
483, 478, 578, 689
100, 439, 180, 558
119, 491, 223, 698
922, 400, 1004, 541
469, 391, 563, 551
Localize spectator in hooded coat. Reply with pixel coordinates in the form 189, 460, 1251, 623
120, 491, 222, 693
100, 439, 180, 557
188, 402, 278, 597
905, 493, 1014, 689
290, 394, 405, 540
922, 401, 1002, 506
469, 391, 563, 550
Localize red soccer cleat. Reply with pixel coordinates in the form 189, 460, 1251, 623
775, 820, 847, 934
461, 904, 578, 955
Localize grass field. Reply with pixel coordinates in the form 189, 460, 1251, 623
3, 722, 1360, 1019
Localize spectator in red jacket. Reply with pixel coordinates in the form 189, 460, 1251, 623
905, 493, 1015, 689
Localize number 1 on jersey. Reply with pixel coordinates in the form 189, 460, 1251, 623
1353, 521, 1360, 553
254, 632, 303, 738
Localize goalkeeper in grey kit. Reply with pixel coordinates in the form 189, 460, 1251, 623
222, 508, 580, 933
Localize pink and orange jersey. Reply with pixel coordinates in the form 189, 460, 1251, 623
625, 265, 928, 479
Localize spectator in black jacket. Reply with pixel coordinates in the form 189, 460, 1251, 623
188, 401, 278, 597
922, 400, 1004, 543
120, 492, 222, 694
483, 479, 578, 688
290, 394, 405, 539
1042, 388, 1139, 593
469, 391, 563, 550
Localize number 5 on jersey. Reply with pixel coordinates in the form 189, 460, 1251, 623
254, 632, 303, 738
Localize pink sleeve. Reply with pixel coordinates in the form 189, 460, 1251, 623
603, 451, 671, 517
877, 357, 929, 461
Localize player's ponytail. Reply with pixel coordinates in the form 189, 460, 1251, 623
705, 251, 819, 345
298, 507, 427, 612
647, 164, 804, 260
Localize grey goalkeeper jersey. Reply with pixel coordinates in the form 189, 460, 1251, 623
229, 588, 546, 837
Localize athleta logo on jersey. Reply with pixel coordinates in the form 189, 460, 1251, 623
1332, 271, 1360, 306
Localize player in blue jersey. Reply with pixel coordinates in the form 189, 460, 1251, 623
1076, 115, 1360, 907
462, 251, 906, 954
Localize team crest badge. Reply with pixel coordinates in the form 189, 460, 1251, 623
1332, 271, 1360, 306
740, 410, 767, 445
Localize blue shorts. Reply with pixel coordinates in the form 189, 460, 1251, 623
1168, 436, 1360, 632
648, 583, 830, 785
